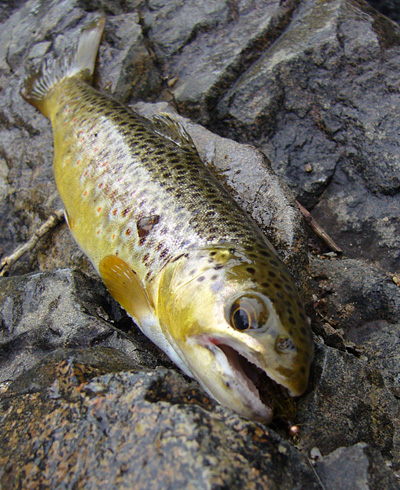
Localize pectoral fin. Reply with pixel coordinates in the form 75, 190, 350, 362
99, 255, 152, 323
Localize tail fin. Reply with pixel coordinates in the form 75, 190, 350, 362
21, 16, 106, 116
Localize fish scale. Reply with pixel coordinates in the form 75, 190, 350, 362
22, 17, 313, 422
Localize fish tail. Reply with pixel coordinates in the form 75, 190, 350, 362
21, 16, 106, 116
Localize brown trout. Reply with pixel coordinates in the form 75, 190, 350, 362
22, 17, 313, 422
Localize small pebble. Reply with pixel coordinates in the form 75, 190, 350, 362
310, 447, 322, 460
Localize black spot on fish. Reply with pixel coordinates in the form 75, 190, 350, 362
246, 267, 256, 275
288, 316, 296, 326
197, 276, 205, 282
160, 248, 169, 259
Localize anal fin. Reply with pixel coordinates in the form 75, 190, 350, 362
99, 255, 153, 323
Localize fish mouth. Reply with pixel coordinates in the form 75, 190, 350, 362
199, 337, 294, 421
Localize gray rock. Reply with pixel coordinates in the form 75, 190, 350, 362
97, 12, 162, 103
296, 343, 400, 468
310, 257, 400, 394
316, 443, 400, 490
0, 355, 321, 490
0, 269, 169, 384
366, 0, 400, 24
143, 0, 298, 122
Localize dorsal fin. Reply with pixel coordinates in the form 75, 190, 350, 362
151, 113, 197, 152
99, 255, 153, 324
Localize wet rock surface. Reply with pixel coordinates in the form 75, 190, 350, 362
316, 443, 400, 490
0, 355, 321, 490
0, 0, 399, 489
0, 269, 169, 386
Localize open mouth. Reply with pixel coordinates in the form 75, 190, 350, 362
214, 342, 295, 420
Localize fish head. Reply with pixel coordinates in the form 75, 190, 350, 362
157, 243, 313, 422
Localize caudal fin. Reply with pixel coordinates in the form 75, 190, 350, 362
21, 16, 106, 116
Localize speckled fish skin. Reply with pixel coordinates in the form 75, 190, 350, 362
22, 17, 313, 422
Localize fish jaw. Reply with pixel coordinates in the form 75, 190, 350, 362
180, 321, 306, 422
185, 335, 274, 422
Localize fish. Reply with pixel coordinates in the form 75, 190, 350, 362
21, 16, 313, 422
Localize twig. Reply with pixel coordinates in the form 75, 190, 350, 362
0, 209, 65, 277
297, 201, 343, 254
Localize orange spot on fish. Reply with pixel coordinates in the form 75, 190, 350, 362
97, 230, 101, 235
76, 160, 80, 165
112, 234, 116, 240
125, 228, 131, 235
84, 170, 89, 177
101, 161, 108, 167
83, 190, 88, 196
98, 183, 104, 189
112, 209, 118, 216
97, 207, 102, 213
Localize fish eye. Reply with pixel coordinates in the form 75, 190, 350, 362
231, 307, 251, 331
228, 295, 269, 331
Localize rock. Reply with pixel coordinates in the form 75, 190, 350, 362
296, 343, 400, 468
0, 269, 169, 384
0, 354, 321, 490
143, 0, 298, 123
98, 12, 162, 103
366, 0, 400, 24
316, 443, 400, 490
310, 257, 400, 395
